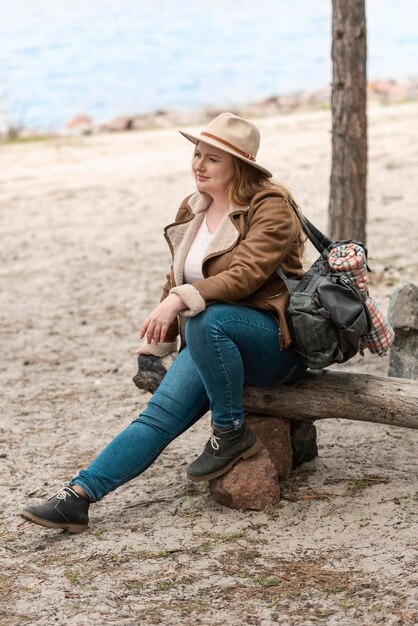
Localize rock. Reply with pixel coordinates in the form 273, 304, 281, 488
385, 83, 411, 103
247, 416, 293, 477
102, 116, 134, 132
368, 79, 398, 96
388, 283, 418, 330
132, 355, 167, 394
132, 110, 208, 131
209, 448, 280, 510
66, 114, 94, 134
368, 79, 417, 104
241, 97, 281, 118
131, 115, 154, 130
290, 420, 318, 468
388, 283, 418, 379
299, 86, 331, 108
277, 92, 303, 110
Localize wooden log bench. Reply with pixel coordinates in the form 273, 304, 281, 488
133, 355, 418, 511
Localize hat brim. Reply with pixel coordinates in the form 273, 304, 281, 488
179, 130, 273, 178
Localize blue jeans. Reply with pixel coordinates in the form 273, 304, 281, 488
70, 304, 306, 502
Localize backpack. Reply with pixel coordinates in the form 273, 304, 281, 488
277, 203, 372, 370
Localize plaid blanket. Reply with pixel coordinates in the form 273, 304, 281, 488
328, 243, 395, 356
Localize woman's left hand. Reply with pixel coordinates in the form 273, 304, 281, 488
139, 293, 186, 345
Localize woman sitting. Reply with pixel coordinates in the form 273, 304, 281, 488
21, 112, 307, 533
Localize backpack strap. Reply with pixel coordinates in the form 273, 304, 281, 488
287, 198, 332, 253
277, 198, 332, 292
276, 266, 300, 294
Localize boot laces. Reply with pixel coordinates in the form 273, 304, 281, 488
210, 433, 220, 451
56, 487, 77, 501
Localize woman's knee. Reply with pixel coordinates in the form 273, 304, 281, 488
185, 304, 226, 341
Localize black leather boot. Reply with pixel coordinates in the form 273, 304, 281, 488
187, 423, 260, 481
20, 486, 90, 533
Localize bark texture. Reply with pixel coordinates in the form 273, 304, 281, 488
242, 371, 418, 430
329, 0, 367, 243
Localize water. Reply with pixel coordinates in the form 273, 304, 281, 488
0, 0, 417, 131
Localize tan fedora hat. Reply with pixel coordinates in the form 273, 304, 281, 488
179, 112, 272, 178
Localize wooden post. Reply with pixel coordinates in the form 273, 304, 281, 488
329, 0, 367, 243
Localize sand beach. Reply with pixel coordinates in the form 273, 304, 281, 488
1, 101, 417, 625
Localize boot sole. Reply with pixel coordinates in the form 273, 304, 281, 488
20, 511, 88, 534
187, 439, 261, 482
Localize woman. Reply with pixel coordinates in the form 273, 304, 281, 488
21, 112, 307, 533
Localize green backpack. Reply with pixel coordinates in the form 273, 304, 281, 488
277, 206, 371, 370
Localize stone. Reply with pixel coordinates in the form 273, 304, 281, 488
387, 283, 418, 380
368, 79, 413, 104
290, 420, 318, 468
209, 448, 280, 510
132, 355, 167, 394
277, 92, 303, 110
240, 97, 281, 118
300, 86, 331, 108
65, 114, 93, 134
368, 79, 398, 96
388, 283, 418, 330
102, 116, 134, 132
247, 416, 293, 477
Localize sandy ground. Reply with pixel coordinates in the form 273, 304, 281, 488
1, 102, 417, 626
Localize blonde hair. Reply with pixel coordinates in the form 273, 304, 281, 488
228, 157, 306, 254
227, 157, 288, 207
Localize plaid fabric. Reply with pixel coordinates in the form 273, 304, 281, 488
327, 243, 395, 356
327, 243, 369, 294
360, 296, 395, 355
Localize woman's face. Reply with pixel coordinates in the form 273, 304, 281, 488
192, 141, 235, 198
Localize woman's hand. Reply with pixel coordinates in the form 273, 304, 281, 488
138, 293, 185, 348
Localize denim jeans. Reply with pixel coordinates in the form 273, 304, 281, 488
71, 304, 306, 502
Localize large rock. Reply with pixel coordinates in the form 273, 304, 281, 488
209, 448, 280, 510
388, 283, 418, 380
247, 416, 293, 477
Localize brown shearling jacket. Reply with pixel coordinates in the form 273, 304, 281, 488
146, 188, 304, 356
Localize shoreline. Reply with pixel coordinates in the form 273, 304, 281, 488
2, 77, 417, 143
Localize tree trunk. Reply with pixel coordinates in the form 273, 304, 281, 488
243, 371, 418, 430
329, 0, 367, 243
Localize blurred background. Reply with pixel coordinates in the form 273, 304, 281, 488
0, 0, 417, 133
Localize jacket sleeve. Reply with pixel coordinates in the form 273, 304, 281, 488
159, 197, 192, 303
160, 269, 173, 304
169, 196, 298, 316
138, 265, 179, 357
141, 199, 193, 355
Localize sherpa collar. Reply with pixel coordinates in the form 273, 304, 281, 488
187, 191, 249, 216
165, 192, 248, 287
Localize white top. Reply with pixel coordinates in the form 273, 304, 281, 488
183, 215, 215, 284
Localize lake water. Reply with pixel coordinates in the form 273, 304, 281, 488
0, 0, 417, 131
